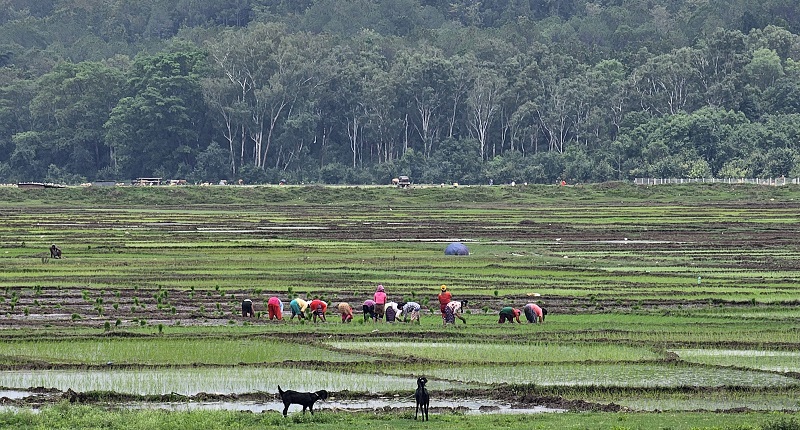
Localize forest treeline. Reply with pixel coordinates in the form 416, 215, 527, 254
1, 0, 800, 184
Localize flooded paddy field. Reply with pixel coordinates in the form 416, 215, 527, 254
0, 184, 799, 425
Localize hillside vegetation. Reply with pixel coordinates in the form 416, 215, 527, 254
1, 1, 800, 185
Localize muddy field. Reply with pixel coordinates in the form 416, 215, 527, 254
0, 185, 798, 416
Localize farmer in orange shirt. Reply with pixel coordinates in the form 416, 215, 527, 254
437, 285, 452, 321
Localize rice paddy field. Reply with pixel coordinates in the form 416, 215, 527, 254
0, 183, 799, 429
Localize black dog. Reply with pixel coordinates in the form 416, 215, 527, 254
278, 385, 328, 417
414, 376, 429, 421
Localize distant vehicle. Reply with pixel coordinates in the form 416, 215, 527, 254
397, 176, 411, 188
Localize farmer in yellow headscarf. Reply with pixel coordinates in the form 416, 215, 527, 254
437, 285, 451, 322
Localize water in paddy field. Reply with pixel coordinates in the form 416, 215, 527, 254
121, 398, 565, 414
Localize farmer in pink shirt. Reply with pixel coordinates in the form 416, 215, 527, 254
373, 284, 387, 321
524, 303, 547, 324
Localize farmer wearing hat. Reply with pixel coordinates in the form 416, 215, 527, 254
373, 284, 387, 321
437, 285, 452, 321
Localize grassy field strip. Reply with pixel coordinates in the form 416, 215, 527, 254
0, 367, 465, 395
0, 407, 797, 429
0, 339, 374, 365
326, 341, 661, 363
385, 364, 800, 387
672, 349, 800, 372
586, 392, 800, 411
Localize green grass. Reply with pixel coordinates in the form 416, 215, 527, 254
0, 405, 797, 430
0, 367, 464, 395
327, 341, 661, 363
0, 339, 372, 365
673, 349, 800, 373
384, 363, 799, 387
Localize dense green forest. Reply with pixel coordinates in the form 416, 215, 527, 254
1, 0, 799, 184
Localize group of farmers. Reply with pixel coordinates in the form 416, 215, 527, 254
241, 284, 547, 325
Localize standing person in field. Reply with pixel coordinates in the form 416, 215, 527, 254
338, 302, 353, 323
267, 296, 283, 320
523, 303, 547, 324
443, 300, 468, 326
402, 302, 421, 323
241, 299, 255, 317
362, 299, 376, 322
499, 306, 522, 323
373, 285, 387, 321
289, 297, 308, 320
437, 285, 452, 321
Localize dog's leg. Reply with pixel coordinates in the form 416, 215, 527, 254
282, 404, 289, 417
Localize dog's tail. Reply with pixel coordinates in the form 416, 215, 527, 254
278, 385, 284, 396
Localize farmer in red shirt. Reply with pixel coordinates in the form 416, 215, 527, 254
437, 285, 452, 321
267, 296, 283, 320
309, 299, 327, 321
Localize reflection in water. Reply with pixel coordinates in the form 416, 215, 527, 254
123, 398, 565, 415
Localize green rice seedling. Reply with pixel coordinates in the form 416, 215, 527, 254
673, 349, 800, 373
329, 341, 660, 364
0, 366, 460, 396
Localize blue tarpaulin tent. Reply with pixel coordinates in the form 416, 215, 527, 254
445, 242, 469, 255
